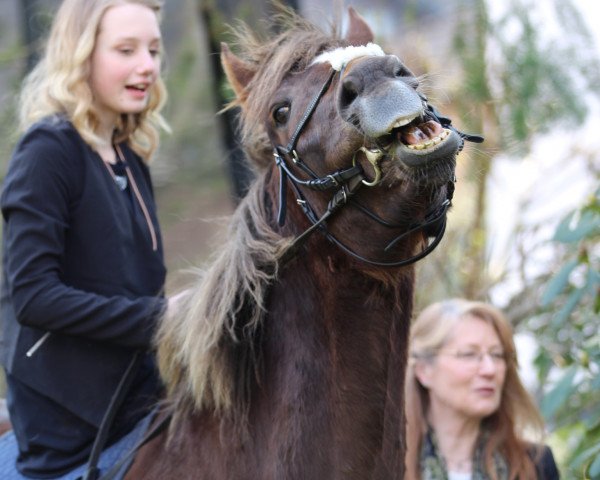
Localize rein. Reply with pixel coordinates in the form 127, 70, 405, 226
274, 66, 481, 268
81, 353, 142, 480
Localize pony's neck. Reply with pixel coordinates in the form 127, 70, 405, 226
259, 238, 413, 477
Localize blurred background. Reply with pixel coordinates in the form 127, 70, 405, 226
0, 0, 598, 477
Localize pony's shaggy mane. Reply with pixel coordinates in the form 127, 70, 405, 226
157, 173, 292, 415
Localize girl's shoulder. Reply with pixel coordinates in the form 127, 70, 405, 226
6, 116, 90, 192
20, 115, 82, 147
14, 116, 90, 167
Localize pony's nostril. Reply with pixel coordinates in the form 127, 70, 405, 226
340, 78, 360, 108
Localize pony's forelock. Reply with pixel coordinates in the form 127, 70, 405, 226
311, 42, 385, 71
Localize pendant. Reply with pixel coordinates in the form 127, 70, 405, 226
114, 175, 128, 191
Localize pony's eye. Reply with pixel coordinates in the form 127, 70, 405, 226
394, 66, 419, 89
273, 104, 291, 125
394, 64, 414, 78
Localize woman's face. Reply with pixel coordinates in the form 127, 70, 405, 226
90, 3, 161, 127
416, 315, 507, 421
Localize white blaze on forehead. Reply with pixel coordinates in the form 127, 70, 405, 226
311, 43, 386, 71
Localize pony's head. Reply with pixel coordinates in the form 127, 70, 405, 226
222, 7, 463, 185
221, 7, 473, 267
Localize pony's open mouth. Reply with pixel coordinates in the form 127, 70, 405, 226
382, 116, 462, 169
392, 119, 452, 154
374, 117, 454, 154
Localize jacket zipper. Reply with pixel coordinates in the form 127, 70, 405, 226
26, 332, 51, 357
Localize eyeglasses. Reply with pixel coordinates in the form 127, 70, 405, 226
437, 349, 508, 367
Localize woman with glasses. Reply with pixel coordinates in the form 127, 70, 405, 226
405, 299, 559, 480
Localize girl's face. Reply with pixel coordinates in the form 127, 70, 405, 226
90, 3, 161, 128
416, 315, 507, 422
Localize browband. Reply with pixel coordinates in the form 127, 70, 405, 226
311, 43, 386, 71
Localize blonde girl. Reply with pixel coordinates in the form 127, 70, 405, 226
0, 1, 172, 477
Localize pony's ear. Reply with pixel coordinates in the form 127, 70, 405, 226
345, 7, 374, 46
221, 43, 256, 103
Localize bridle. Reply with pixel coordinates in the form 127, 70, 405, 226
273, 62, 483, 267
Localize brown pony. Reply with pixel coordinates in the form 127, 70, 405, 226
127, 7, 472, 480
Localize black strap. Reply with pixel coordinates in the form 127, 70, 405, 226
81, 351, 142, 480
278, 172, 365, 266
383, 199, 451, 252
274, 149, 362, 227
96, 410, 172, 480
275, 68, 338, 226
424, 103, 485, 147
324, 215, 448, 267
279, 170, 453, 268
281, 69, 337, 156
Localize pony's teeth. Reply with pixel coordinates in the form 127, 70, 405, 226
407, 129, 450, 150
393, 116, 417, 128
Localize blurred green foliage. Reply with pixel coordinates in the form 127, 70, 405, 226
494, 1, 589, 148
534, 188, 600, 478
418, 1, 600, 477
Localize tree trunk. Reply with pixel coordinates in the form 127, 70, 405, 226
196, 0, 299, 202
19, 0, 48, 74
454, 0, 500, 299
197, 1, 254, 202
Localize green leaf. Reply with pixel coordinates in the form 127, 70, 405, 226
585, 411, 600, 431
587, 268, 600, 293
590, 453, 600, 476
572, 439, 600, 469
541, 366, 578, 419
553, 210, 600, 243
541, 258, 579, 306
551, 287, 585, 327
592, 372, 600, 391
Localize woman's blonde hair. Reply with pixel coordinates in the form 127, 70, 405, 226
18, 0, 169, 161
405, 299, 546, 480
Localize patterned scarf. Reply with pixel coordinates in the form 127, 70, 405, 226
420, 428, 509, 480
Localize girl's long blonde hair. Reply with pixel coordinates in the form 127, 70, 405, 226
18, 0, 169, 161
405, 299, 547, 480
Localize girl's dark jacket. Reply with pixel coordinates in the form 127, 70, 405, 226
0, 117, 166, 465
